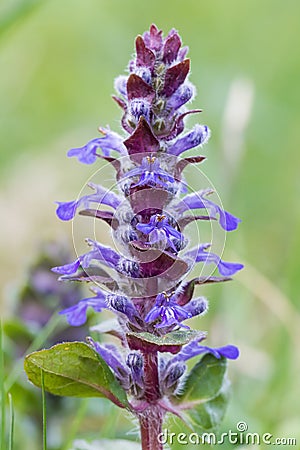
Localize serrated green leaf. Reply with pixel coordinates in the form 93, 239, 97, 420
177, 354, 227, 403
24, 342, 129, 409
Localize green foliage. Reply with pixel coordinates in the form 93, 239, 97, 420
127, 330, 199, 352
24, 342, 129, 409
173, 354, 229, 433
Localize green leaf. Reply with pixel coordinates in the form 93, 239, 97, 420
24, 342, 129, 409
183, 380, 231, 432
176, 353, 227, 403
127, 330, 201, 353
171, 354, 230, 433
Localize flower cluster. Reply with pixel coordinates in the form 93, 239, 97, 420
53, 24, 243, 437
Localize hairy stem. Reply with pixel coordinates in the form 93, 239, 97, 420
139, 351, 163, 450
139, 407, 163, 450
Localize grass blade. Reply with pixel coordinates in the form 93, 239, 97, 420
41, 370, 47, 450
0, 321, 6, 450
8, 393, 14, 450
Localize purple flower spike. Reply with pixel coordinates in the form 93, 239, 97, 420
125, 156, 175, 188
179, 189, 241, 231
59, 288, 107, 326
136, 214, 183, 252
145, 292, 191, 329
51, 26, 243, 423
168, 124, 210, 156
67, 129, 127, 164
185, 243, 244, 276
56, 183, 122, 221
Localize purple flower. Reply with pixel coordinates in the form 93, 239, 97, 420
169, 335, 239, 366
67, 129, 127, 164
56, 182, 122, 221
126, 352, 144, 388
52, 239, 139, 278
136, 214, 183, 252
125, 156, 175, 188
129, 98, 151, 123
144, 292, 191, 328
59, 287, 107, 326
178, 189, 241, 231
185, 243, 244, 276
114, 75, 128, 97
107, 294, 141, 325
167, 124, 210, 156
87, 338, 130, 387
162, 362, 186, 393
183, 297, 208, 318
166, 82, 194, 110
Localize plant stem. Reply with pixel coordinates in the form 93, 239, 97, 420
139, 407, 163, 450
139, 351, 163, 450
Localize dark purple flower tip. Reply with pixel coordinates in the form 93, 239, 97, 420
67, 129, 127, 164
59, 289, 107, 326
144, 292, 191, 329
143, 24, 163, 52
124, 117, 159, 161
185, 243, 244, 277
127, 74, 155, 102
162, 32, 181, 64
162, 59, 190, 97
167, 124, 211, 156
167, 82, 194, 110
135, 35, 156, 70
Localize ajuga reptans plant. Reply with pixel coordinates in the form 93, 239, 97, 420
25, 25, 243, 449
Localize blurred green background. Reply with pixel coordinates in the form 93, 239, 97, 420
1, 0, 300, 449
